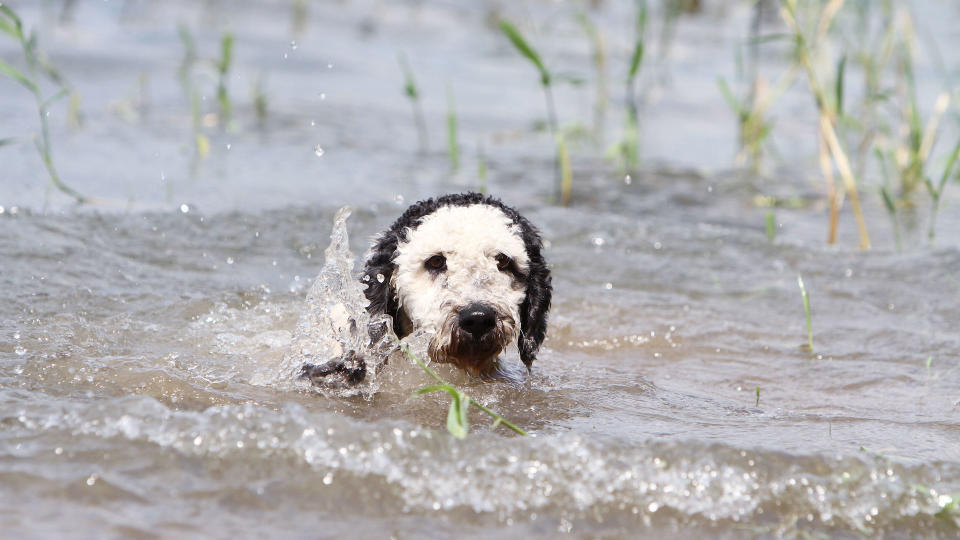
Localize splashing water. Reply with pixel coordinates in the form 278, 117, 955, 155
279, 207, 429, 397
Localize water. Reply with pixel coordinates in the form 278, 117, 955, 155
2, 1, 960, 538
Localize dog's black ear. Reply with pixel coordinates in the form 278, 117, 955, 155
362, 231, 406, 337
518, 233, 552, 369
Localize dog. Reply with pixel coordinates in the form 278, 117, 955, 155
300, 193, 551, 384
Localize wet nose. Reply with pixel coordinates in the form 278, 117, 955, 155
457, 303, 496, 338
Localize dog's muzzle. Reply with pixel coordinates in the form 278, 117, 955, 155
429, 302, 514, 374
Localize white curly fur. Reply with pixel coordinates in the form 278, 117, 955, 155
392, 204, 528, 371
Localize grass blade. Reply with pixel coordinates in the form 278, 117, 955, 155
0, 5, 23, 39
765, 211, 776, 242
797, 275, 813, 353
446, 84, 459, 172
834, 55, 845, 117
0, 59, 37, 93
499, 19, 550, 86
445, 392, 469, 439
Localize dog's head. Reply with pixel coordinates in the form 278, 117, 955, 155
363, 193, 551, 375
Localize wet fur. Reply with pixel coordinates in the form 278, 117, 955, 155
301, 193, 551, 384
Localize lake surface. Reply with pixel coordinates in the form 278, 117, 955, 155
2, 1, 959, 538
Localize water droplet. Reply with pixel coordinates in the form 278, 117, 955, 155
193, 436, 203, 446
844, 268, 853, 278
393, 194, 404, 203
86, 474, 97, 486
322, 473, 333, 485
591, 237, 605, 247
226, 257, 234, 265
14, 346, 26, 356
376, 274, 385, 283
327, 63, 334, 69
0, 206, 4, 214
160, 171, 166, 181
54, 447, 63, 455
282, 52, 288, 59
13, 332, 19, 339
180, 204, 190, 213
310, 120, 316, 127
647, 502, 659, 512
314, 145, 325, 157
603, 283, 613, 290
225, 143, 232, 150
653, 242, 662, 250
290, 40, 298, 49
624, 174, 632, 185
320, 93, 326, 100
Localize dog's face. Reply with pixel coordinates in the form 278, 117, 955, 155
363, 194, 551, 375
392, 204, 527, 373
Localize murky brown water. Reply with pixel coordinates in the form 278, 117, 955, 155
2, 0, 960, 538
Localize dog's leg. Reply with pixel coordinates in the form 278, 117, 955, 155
299, 350, 367, 385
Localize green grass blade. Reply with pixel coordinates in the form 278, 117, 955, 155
414, 384, 452, 396
765, 211, 776, 242
0, 59, 37, 93
716, 77, 743, 116
0, 5, 23, 39
499, 19, 550, 86
218, 33, 234, 75
935, 136, 960, 195
834, 55, 846, 117
628, 42, 644, 82
446, 392, 469, 439
446, 85, 459, 172
40, 87, 69, 110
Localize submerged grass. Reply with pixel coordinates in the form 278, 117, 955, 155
400, 343, 528, 438
0, 5, 86, 203
398, 52, 427, 153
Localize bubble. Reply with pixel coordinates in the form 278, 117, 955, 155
647, 502, 659, 512
193, 436, 203, 446
624, 174, 632, 185
54, 447, 63, 455
180, 204, 190, 213
226, 257, 234, 265
322, 473, 333, 485
314, 145, 325, 157
225, 143, 232, 150
86, 474, 97, 486
591, 237, 605, 247
603, 283, 613, 290
394, 194, 404, 203
290, 40, 298, 49
320, 93, 326, 100
327, 63, 334, 69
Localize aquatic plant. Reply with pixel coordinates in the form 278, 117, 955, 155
397, 52, 427, 153
498, 19, 564, 202
576, 11, 607, 145
446, 84, 459, 172
0, 5, 86, 203
780, 0, 871, 249
252, 74, 268, 129
400, 343, 528, 438
621, 0, 647, 172
797, 275, 813, 353
215, 32, 234, 129
477, 143, 488, 195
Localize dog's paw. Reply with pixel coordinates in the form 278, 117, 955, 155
299, 350, 367, 386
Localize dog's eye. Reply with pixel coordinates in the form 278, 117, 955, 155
425, 254, 446, 272
495, 253, 512, 271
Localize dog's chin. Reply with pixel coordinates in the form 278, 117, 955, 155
428, 327, 512, 377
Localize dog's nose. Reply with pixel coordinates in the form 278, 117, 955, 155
458, 303, 496, 338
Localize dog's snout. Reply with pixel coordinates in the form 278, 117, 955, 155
458, 303, 496, 338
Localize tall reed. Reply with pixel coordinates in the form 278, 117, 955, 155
0, 5, 85, 203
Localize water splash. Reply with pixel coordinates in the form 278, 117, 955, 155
281, 207, 394, 395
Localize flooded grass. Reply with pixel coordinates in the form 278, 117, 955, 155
2, 0, 960, 537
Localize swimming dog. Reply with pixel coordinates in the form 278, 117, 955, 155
300, 193, 551, 384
